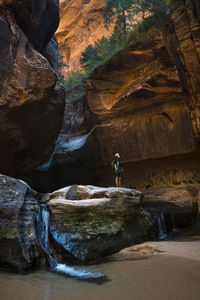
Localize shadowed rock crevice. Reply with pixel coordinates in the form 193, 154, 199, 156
0, 0, 65, 177
0, 174, 42, 271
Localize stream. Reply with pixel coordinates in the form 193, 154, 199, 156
1, 255, 200, 300
35, 205, 107, 282
0, 206, 200, 300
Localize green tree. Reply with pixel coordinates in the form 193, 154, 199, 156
80, 29, 128, 73
104, 0, 135, 38
63, 71, 86, 102
149, 0, 172, 23
58, 53, 67, 82
58, 54, 67, 69
80, 44, 101, 71
131, 0, 151, 20
80, 0, 173, 73
104, 0, 172, 34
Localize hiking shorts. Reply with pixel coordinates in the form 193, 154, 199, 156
115, 170, 122, 177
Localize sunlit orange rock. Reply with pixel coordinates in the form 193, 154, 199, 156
56, 0, 113, 74
23, 0, 200, 192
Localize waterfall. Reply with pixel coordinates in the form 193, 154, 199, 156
36, 205, 107, 282
153, 213, 180, 240
154, 213, 168, 240
36, 205, 57, 267
171, 214, 179, 232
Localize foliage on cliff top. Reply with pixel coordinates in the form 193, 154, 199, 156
62, 0, 175, 101
104, 0, 173, 35
58, 54, 86, 102
80, 0, 174, 74
80, 29, 128, 73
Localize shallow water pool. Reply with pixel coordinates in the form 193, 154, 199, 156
0, 255, 200, 300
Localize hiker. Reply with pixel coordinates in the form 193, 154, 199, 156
114, 153, 122, 187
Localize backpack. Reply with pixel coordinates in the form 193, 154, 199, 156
111, 160, 115, 168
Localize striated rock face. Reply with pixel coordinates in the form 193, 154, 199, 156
56, 0, 113, 73
21, 0, 200, 192
0, 174, 42, 271
143, 185, 199, 214
0, 0, 65, 177
67, 0, 200, 190
47, 185, 156, 263
83, 0, 200, 189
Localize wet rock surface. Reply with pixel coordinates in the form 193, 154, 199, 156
0, 175, 157, 269
47, 185, 156, 263
0, 174, 42, 271
0, 0, 65, 177
0, 173, 200, 272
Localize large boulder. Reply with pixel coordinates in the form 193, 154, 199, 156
47, 185, 156, 263
143, 185, 199, 214
143, 185, 199, 229
0, 174, 42, 271
0, 1, 65, 177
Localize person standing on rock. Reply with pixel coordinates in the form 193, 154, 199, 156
114, 153, 122, 187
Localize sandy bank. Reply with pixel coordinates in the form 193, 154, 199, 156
116, 235, 200, 262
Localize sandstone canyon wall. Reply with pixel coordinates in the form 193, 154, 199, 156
22, 0, 200, 192
55, 0, 113, 74
85, 0, 200, 189
0, 0, 65, 177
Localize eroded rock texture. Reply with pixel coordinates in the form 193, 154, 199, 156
0, 173, 199, 270
0, 174, 156, 269
0, 0, 65, 177
25, 0, 200, 192
83, 0, 200, 189
56, 0, 113, 74
143, 185, 199, 214
47, 185, 156, 263
0, 174, 41, 271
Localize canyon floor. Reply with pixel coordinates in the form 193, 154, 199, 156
0, 234, 200, 300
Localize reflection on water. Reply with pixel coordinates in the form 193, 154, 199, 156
1, 255, 200, 300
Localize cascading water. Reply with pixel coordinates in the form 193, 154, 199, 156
171, 214, 179, 233
154, 213, 168, 240
36, 205, 57, 267
35, 205, 107, 282
153, 213, 180, 240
